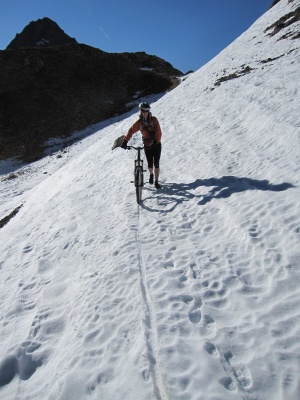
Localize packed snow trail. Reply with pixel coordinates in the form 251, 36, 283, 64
0, 1, 300, 399
133, 204, 169, 399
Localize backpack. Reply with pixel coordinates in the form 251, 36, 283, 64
139, 116, 156, 136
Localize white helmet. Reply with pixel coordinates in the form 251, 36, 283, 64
139, 102, 151, 111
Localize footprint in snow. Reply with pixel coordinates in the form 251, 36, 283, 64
204, 341, 219, 357
220, 351, 253, 392
188, 297, 202, 324
165, 246, 176, 259
164, 260, 174, 269
181, 295, 193, 304
190, 263, 197, 279
178, 274, 188, 282
219, 376, 236, 392
200, 314, 216, 336
0, 341, 44, 387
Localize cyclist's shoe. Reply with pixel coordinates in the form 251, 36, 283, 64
155, 181, 161, 189
149, 174, 154, 184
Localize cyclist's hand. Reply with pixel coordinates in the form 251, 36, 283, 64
121, 140, 128, 149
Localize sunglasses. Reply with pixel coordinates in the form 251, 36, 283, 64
141, 109, 149, 112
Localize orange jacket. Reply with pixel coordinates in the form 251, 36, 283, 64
124, 113, 162, 147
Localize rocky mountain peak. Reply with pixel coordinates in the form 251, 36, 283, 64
1, 19, 183, 162
6, 17, 77, 49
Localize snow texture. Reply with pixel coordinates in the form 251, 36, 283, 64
0, 1, 300, 399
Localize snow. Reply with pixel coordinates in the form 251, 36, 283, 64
1, 1, 300, 399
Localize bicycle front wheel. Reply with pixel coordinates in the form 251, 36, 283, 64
135, 167, 143, 205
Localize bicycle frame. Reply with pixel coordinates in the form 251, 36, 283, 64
127, 146, 145, 205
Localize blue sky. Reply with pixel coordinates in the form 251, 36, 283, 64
0, 0, 273, 73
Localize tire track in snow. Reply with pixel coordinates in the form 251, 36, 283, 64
135, 206, 169, 400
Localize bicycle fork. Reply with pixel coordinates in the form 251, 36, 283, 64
134, 160, 144, 187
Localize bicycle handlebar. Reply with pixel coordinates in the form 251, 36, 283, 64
127, 146, 144, 150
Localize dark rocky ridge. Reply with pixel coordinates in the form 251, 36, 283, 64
0, 18, 183, 162
6, 17, 77, 49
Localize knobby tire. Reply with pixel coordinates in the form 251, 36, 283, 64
135, 167, 143, 205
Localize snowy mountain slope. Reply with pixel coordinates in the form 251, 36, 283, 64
0, 1, 300, 399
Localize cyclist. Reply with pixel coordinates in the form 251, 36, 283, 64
121, 102, 162, 189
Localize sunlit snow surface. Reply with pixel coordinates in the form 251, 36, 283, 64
1, 1, 300, 399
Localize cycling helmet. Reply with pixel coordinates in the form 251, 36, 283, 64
139, 102, 151, 111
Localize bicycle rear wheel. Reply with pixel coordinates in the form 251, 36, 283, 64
135, 167, 143, 205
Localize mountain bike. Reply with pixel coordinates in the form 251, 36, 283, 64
127, 146, 145, 205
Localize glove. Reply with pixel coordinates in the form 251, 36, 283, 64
120, 140, 128, 149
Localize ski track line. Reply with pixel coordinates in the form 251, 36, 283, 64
135, 205, 169, 400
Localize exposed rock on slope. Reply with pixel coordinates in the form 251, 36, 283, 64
0, 18, 183, 162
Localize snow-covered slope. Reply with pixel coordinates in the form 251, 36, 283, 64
1, 1, 299, 399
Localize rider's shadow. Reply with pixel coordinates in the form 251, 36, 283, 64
142, 176, 295, 212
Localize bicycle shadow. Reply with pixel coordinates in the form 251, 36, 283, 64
141, 175, 295, 213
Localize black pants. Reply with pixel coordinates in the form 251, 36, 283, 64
145, 143, 161, 169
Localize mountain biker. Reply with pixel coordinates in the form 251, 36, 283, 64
121, 102, 162, 189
